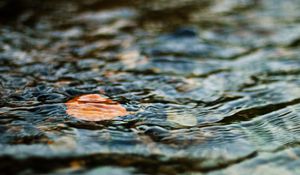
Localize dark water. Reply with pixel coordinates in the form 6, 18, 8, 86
1, 0, 300, 174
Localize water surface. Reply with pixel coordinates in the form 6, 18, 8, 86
1, 0, 300, 174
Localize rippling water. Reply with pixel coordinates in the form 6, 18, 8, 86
1, 0, 300, 174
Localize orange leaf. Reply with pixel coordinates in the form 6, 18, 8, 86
65, 94, 128, 121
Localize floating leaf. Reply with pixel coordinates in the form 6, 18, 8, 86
65, 94, 128, 121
